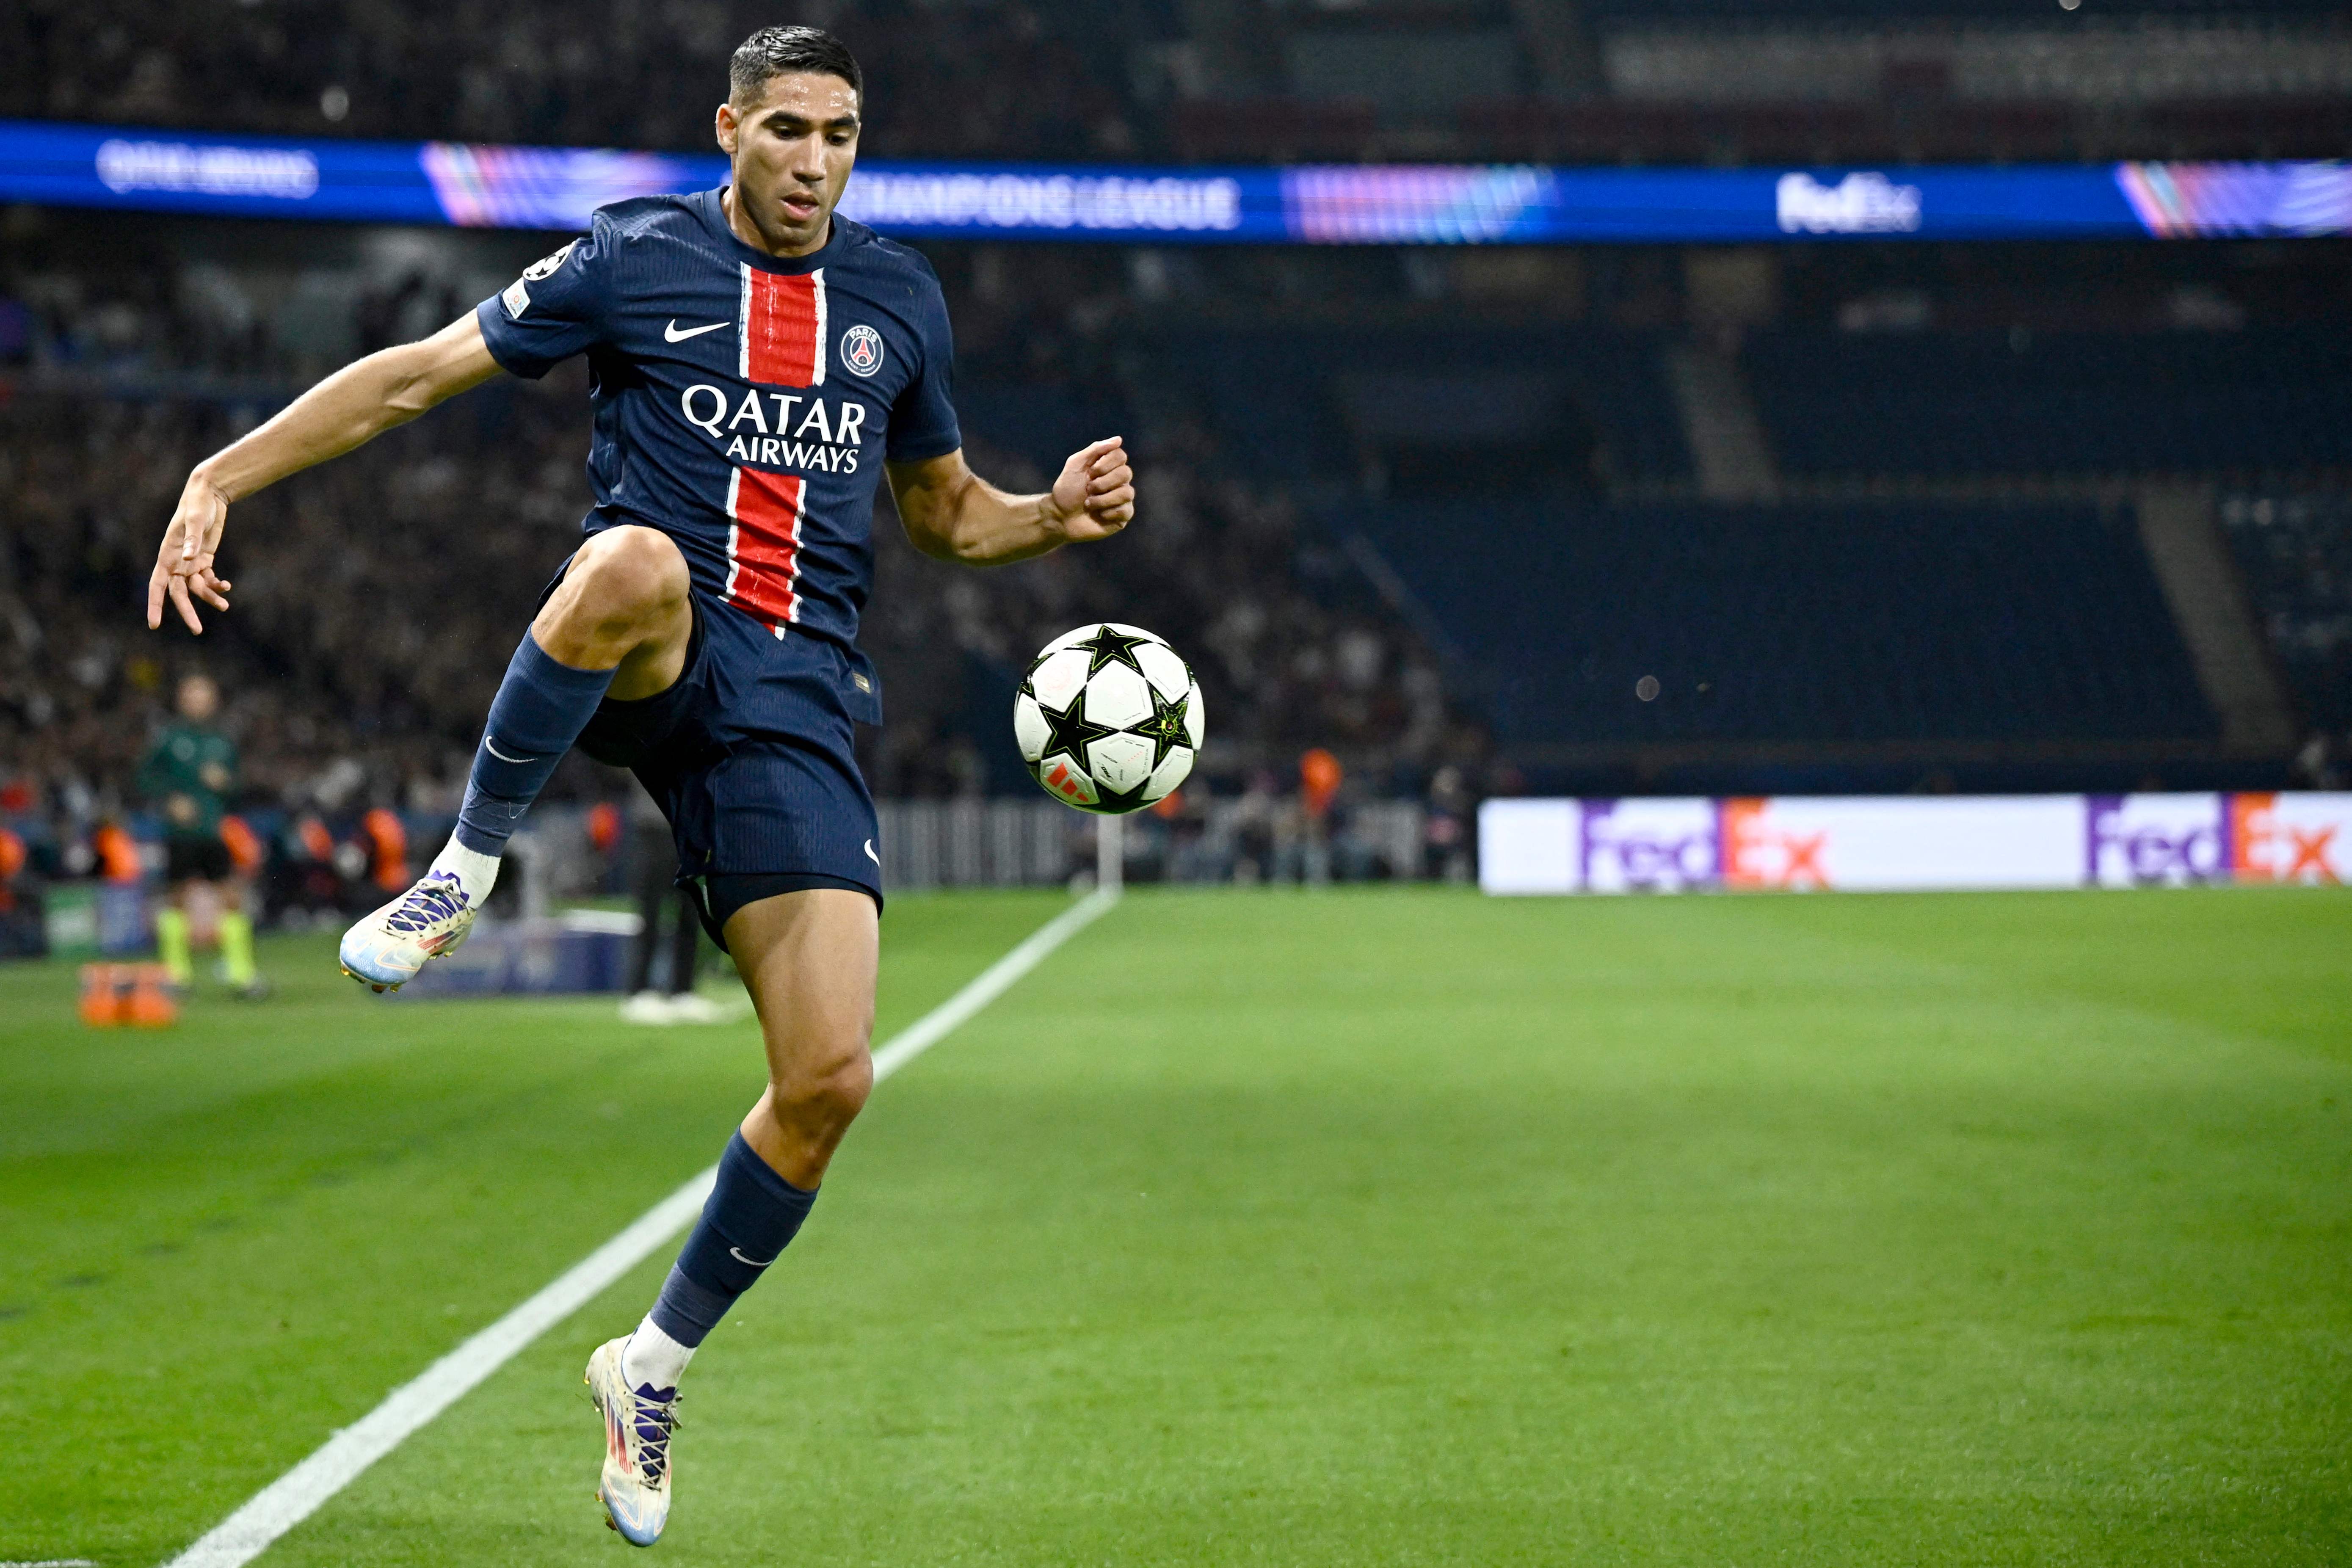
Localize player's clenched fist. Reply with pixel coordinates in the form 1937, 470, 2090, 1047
1048, 436, 1135, 541
149, 468, 235, 634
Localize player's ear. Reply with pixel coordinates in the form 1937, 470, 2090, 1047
715, 102, 739, 155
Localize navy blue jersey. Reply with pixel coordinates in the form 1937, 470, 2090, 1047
475, 189, 961, 675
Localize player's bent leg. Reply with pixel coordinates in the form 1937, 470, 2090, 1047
531, 525, 694, 702
729, 886, 880, 1185
589, 889, 877, 1545
340, 527, 693, 991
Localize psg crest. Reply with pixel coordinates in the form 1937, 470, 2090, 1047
838, 323, 885, 376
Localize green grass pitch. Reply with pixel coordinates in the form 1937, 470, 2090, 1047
4, 886, 2350, 1565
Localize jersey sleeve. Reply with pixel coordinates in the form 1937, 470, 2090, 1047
886, 265, 962, 463
475, 220, 615, 380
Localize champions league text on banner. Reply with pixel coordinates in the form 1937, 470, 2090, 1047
4, 119, 2350, 244
1480, 794, 2352, 895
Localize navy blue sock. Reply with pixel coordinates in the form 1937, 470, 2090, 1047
453, 634, 615, 855
649, 1132, 819, 1347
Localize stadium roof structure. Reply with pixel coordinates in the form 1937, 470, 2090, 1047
3, 118, 2347, 243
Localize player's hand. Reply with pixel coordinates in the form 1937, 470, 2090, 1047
1047, 436, 1135, 543
149, 467, 235, 634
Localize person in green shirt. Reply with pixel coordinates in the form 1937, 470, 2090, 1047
136, 674, 264, 997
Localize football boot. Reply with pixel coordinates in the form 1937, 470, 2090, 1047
337, 869, 477, 991
586, 1336, 679, 1547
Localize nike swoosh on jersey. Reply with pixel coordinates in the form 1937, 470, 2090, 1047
864, 839, 880, 865
664, 319, 728, 342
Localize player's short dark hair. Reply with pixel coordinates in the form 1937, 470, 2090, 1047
730, 25, 863, 106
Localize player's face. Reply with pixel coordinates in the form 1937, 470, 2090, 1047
716, 71, 861, 259
177, 675, 219, 723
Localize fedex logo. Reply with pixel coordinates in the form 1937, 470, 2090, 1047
1579, 799, 1719, 892
1719, 798, 1831, 890
2085, 794, 2228, 886
2231, 792, 2345, 885
1482, 792, 2352, 897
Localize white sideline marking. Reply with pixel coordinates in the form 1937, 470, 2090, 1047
160, 888, 1118, 1568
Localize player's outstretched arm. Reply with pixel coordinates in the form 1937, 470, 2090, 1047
146, 312, 505, 634
887, 436, 1134, 567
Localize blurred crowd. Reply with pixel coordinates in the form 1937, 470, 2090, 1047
11, 0, 2346, 172
4, 0, 1140, 161
0, 235, 1486, 907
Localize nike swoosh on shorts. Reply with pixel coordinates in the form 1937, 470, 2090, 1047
864, 839, 880, 865
664, 319, 728, 342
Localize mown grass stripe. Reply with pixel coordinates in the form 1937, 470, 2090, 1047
159, 888, 1118, 1568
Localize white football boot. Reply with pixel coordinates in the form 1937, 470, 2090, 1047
663, 993, 736, 1025
619, 990, 679, 1025
338, 869, 478, 992
587, 1335, 679, 1547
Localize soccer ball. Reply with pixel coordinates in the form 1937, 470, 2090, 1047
1014, 623, 1204, 814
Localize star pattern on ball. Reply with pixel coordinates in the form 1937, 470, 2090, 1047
1074, 624, 1153, 678
1135, 684, 1193, 773
1032, 687, 1116, 769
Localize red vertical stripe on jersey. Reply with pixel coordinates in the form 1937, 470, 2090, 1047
739, 266, 825, 387
724, 467, 805, 632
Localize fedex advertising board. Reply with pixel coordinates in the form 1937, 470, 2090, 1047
2083, 793, 2231, 887
1720, 795, 2079, 891
2231, 792, 2352, 886
1478, 800, 1581, 895
1579, 797, 1722, 892
1480, 793, 2352, 894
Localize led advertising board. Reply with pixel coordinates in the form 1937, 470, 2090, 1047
6, 119, 2348, 243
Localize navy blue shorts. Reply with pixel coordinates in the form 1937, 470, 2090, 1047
558, 577, 883, 946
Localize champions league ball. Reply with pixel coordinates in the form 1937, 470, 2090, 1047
1014, 623, 1203, 814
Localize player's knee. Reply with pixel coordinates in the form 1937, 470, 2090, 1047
571, 527, 687, 624
770, 1033, 873, 1129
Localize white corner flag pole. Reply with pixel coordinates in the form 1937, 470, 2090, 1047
1097, 811, 1124, 895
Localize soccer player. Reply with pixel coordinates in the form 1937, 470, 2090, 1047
135, 673, 265, 998
144, 26, 1134, 1546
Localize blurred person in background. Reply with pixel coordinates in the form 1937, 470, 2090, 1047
1423, 765, 1476, 884
136, 673, 265, 997
621, 777, 726, 1024
0, 826, 40, 958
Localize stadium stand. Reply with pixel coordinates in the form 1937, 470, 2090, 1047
1742, 329, 2352, 479
18, 200, 2349, 815
0, 387, 1460, 802
2221, 492, 2352, 734
1345, 498, 2217, 752
6, 13, 2348, 854
3, 0, 1147, 159
10, 0, 2348, 166
1133, 323, 1692, 492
